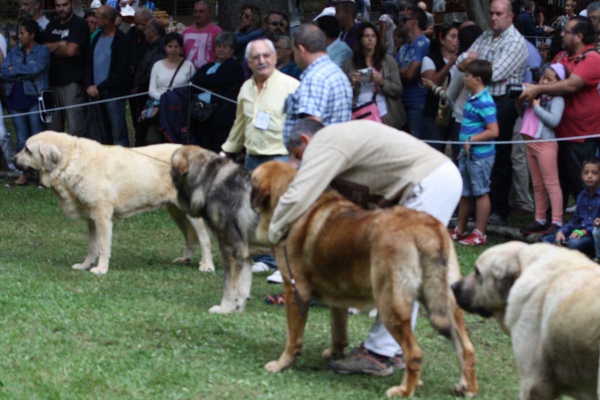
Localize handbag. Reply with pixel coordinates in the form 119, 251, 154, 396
140, 58, 185, 121
190, 98, 214, 122
351, 83, 382, 123
435, 77, 452, 128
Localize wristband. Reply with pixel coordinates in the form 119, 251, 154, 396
573, 229, 584, 237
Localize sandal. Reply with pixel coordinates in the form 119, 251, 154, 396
265, 293, 285, 305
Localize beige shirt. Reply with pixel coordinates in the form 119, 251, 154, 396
222, 69, 299, 156
268, 120, 450, 244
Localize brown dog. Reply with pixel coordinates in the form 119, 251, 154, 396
250, 161, 478, 398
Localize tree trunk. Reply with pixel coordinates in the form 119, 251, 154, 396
218, 0, 291, 31
465, 0, 490, 30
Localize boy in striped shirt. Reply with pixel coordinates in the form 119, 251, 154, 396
451, 60, 499, 246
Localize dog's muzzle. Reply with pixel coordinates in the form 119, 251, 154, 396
451, 281, 493, 318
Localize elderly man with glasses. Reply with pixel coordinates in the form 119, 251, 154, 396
220, 38, 300, 275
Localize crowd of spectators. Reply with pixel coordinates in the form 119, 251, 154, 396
1, 0, 600, 254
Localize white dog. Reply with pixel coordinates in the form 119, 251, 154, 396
13, 131, 214, 275
453, 241, 600, 400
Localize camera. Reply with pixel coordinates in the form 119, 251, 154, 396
507, 84, 525, 99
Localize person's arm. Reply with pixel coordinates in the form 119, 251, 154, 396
399, 61, 422, 81
6, 47, 50, 78
532, 96, 564, 129
379, 56, 402, 97
456, 37, 482, 71
561, 196, 582, 235
445, 69, 464, 103
47, 40, 80, 57
421, 55, 457, 86
220, 95, 246, 154
268, 145, 349, 244
520, 73, 585, 101
0, 49, 15, 81
148, 61, 162, 100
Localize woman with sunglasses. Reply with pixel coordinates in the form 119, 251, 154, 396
1, 19, 50, 186
235, 4, 263, 59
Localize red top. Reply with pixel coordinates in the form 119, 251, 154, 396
553, 44, 600, 142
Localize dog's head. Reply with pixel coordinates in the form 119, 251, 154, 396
451, 241, 528, 322
13, 131, 68, 181
250, 161, 297, 240
170, 146, 227, 216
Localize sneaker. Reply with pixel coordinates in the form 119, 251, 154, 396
536, 223, 562, 236
14, 174, 27, 186
566, 205, 577, 213
251, 261, 271, 273
520, 221, 548, 236
329, 345, 395, 377
488, 213, 506, 226
459, 229, 488, 246
450, 227, 468, 241
267, 269, 284, 284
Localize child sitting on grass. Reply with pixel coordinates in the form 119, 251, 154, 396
450, 60, 498, 246
542, 158, 600, 258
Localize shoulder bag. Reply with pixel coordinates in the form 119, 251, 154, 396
351, 83, 382, 123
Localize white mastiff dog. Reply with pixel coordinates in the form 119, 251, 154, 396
13, 131, 214, 275
452, 241, 600, 400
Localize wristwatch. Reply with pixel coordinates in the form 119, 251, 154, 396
467, 137, 473, 142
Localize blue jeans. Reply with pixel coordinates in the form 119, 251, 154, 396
99, 99, 129, 146
541, 232, 595, 257
404, 104, 425, 139
245, 153, 290, 269
244, 153, 290, 171
593, 227, 600, 258
10, 103, 45, 152
459, 154, 495, 197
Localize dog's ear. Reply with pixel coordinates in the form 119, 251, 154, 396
250, 182, 270, 209
171, 150, 189, 176
40, 143, 61, 172
491, 243, 525, 302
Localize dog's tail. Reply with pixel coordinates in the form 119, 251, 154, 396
421, 231, 454, 339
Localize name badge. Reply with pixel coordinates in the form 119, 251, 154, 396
254, 111, 271, 130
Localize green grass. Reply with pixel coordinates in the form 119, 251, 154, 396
0, 180, 520, 399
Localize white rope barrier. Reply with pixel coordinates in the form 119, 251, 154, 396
2, 81, 599, 145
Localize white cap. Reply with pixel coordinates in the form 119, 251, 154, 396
313, 6, 336, 21
90, 0, 101, 9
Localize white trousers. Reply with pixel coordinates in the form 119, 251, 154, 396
363, 160, 463, 357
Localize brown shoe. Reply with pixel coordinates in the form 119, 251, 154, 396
14, 174, 28, 186
329, 345, 395, 376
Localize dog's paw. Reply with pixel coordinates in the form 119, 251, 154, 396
172, 257, 192, 265
385, 385, 412, 398
198, 261, 215, 273
72, 263, 92, 271
208, 305, 233, 314
264, 360, 286, 373
90, 266, 108, 276
452, 383, 476, 398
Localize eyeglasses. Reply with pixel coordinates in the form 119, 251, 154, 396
249, 51, 273, 61
269, 21, 286, 27
402, 16, 414, 22
240, 13, 252, 19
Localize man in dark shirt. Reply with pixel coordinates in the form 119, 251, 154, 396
127, 8, 152, 147
84, 6, 130, 146
334, 0, 361, 49
518, 0, 553, 44
44, 0, 89, 137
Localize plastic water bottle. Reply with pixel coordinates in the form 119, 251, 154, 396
169, 16, 174, 32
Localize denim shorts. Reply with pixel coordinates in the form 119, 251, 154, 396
458, 154, 495, 197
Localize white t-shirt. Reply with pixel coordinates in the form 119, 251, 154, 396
149, 59, 195, 100
356, 81, 388, 117
421, 56, 457, 81
0, 33, 7, 59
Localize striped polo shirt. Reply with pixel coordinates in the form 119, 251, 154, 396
459, 87, 497, 158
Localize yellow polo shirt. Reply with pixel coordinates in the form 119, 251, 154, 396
222, 69, 299, 156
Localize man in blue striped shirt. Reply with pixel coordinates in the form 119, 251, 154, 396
451, 60, 499, 246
